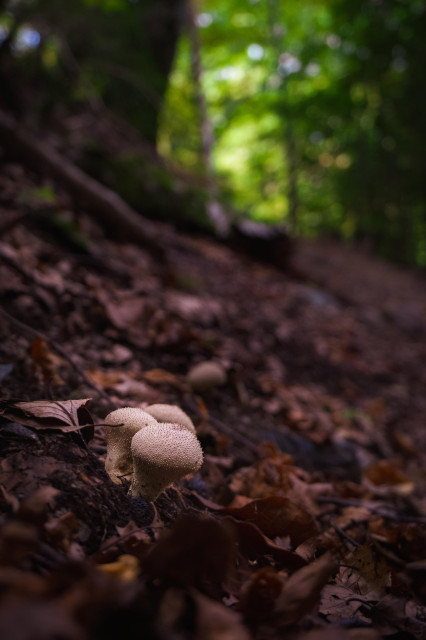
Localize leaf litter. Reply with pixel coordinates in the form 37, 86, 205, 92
1, 162, 426, 638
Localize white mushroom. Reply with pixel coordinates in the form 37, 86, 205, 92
187, 361, 227, 392
144, 403, 195, 433
130, 423, 203, 501
104, 407, 158, 484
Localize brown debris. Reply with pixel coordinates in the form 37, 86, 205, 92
1, 157, 426, 638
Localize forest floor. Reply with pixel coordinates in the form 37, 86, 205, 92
1, 158, 426, 640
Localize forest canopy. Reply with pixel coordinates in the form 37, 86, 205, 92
1, 0, 426, 265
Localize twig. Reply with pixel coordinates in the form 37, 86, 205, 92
332, 523, 360, 548
208, 415, 259, 455
0, 305, 114, 406
317, 496, 426, 525
184, 395, 258, 455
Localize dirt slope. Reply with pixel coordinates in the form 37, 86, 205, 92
1, 160, 426, 639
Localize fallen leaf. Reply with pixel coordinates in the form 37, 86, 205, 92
363, 460, 411, 487
337, 544, 390, 599
30, 338, 64, 385
1, 399, 92, 432
143, 515, 235, 593
97, 554, 140, 582
142, 368, 185, 390
272, 552, 339, 627
224, 496, 318, 545
192, 589, 251, 640
224, 517, 306, 571
239, 567, 285, 623
44, 512, 80, 551
319, 584, 372, 621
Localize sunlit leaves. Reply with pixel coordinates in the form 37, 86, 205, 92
160, 0, 426, 264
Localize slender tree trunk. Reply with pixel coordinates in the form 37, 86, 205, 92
267, 0, 299, 231
185, 0, 230, 236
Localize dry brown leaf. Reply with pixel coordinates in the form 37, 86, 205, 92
143, 515, 235, 591
337, 543, 390, 599
30, 338, 64, 385
142, 368, 185, 390
44, 512, 80, 551
97, 554, 140, 582
113, 378, 161, 402
86, 368, 123, 388
223, 517, 306, 572
166, 292, 222, 325
239, 567, 285, 623
272, 552, 339, 627
192, 589, 251, 640
224, 496, 318, 545
363, 459, 411, 486
319, 584, 372, 621
97, 290, 146, 330
1, 399, 92, 432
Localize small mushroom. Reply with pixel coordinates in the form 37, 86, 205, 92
187, 360, 227, 392
104, 407, 158, 484
144, 403, 195, 433
130, 423, 203, 501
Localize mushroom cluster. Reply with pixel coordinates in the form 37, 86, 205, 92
103, 404, 203, 501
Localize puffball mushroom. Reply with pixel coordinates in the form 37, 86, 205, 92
187, 360, 227, 392
104, 407, 158, 484
130, 423, 203, 501
144, 403, 195, 433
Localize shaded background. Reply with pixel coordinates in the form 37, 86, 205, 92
1, 0, 426, 265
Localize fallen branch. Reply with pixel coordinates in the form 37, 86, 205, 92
0, 108, 166, 260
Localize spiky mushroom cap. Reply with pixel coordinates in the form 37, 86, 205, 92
104, 407, 158, 484
144, 404, 195, 433
130, 423, 203, 501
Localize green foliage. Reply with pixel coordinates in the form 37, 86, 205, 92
0, 0, 179, 142
3, 0, 426, 264
159, 0, 426, 265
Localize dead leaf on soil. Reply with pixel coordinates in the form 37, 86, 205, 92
192, 589, 250, 640
319, 583, 372, 622
97, 554, 140, 582
239, 566, 285, 623
224, 496, 318, 546
337, 543, 390, 599
30, 337, 64, 386
44, 512, 80, 551
271, 552, 339, 628
223, 517, 306, 572
156, 588, 250, 640
143, 515, 235, 593
363, 460, 413, 495
142, 368, 186, 390
97, 289, 146, 330
1, 399, 92, 432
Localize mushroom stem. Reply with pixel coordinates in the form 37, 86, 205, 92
104, 408, 158, 484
